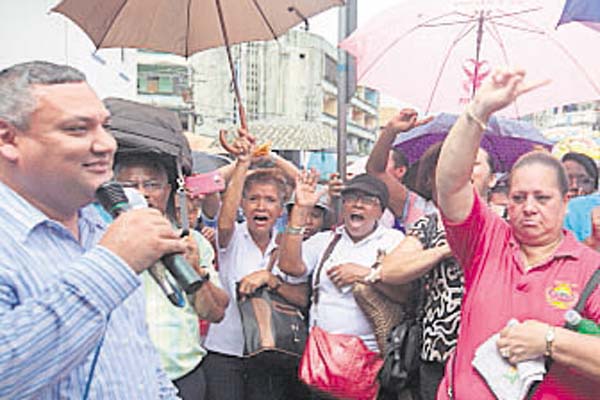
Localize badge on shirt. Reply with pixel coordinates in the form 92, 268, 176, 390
545, 282, 579, 310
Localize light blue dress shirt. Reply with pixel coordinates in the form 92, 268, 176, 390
0, 182, 178, 399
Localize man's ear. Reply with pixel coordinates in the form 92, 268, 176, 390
391, 165, 407, 180
0, 120, 19, 162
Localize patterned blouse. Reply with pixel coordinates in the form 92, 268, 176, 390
409, 212, 464, 363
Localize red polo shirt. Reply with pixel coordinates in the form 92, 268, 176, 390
436, 192, 600, 400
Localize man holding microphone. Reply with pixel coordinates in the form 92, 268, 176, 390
0, 61, 184, 398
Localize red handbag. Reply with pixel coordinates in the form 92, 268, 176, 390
299, 326, 383, 400
298, 234, 383, 400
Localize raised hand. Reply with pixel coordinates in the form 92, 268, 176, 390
294, 169, 327, 208
219, 127, 256, 161
383, 108, 433, 135
471, 69, 550, 120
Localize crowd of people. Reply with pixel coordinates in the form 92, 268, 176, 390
0, 59, 599, 400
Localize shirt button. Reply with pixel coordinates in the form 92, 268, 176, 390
516, 282, 528, 291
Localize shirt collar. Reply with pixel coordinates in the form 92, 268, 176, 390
0, 181, 105, 243
507, 227, 583, 262
240, 221, 279, 254
337, 222, 388, 245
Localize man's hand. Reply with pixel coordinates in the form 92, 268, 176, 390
327, 263, 370, 289
182, 234, 200, 272
496, 320, 548, 365
382, 108, 433, 136
294, 169, 327, 209
99, 209, 187, 274
471, 69, 550, 121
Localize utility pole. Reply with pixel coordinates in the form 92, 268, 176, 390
336, 0, 357, 180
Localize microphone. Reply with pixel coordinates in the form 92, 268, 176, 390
122, 188, 184, 307
96, 181, 207, 301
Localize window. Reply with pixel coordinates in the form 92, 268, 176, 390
137, 64, 188, 96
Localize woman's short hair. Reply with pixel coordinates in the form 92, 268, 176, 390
510, 151, 569, 196
243, 168, 288, 206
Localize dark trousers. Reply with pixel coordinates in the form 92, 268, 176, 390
419, 360, 446, 400
173, 360, 207, 400
203, 351, 310, 400
203, 352, 246, 400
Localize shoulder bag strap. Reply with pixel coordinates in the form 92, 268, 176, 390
311, 233, 342, 306
526, 268, 600, 400
574, 268, 600, 314
266, 247, 279, 273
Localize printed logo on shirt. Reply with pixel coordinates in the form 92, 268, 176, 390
545, 282, 579, 310
503, 366, 518, 384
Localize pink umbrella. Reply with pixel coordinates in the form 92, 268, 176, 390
339, 0, 600, 118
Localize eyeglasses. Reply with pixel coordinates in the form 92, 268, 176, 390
117, 180, 167, 192
342, 192, 380, 206
568, 175, 595, 187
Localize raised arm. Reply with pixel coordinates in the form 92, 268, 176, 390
217, 129, 254, 248
278, 169, 327, 277
366, 109, 432, 217
436, 69, 546, 222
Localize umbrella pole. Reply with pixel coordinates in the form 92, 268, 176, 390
215, 0, 248, 130
471, 11, 485, 98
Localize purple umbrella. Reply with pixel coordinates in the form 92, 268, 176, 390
393, 113, 553, 172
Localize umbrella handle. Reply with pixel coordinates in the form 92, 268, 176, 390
238, 103, 247, 130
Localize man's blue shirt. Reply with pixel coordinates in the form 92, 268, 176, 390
564, 193, 600, 241
0, 182, 177, 399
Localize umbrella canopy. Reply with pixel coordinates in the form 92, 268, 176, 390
393, 113, 553, 172
191, 151, 232, 174
52, 0, 343, 57
53, 0, 344, 129
340, 0, 600, 118
557, 0, 600, 31
217, 121, 336, 151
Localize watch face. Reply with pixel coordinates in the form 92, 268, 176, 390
546, 328, 555, 341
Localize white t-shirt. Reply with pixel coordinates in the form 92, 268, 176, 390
204, 222, 278, 357
300, 224, 405, 352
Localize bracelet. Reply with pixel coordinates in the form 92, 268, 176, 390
285, 225, 305, 235
465, 106, 488, 131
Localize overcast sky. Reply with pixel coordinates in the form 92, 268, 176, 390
308, 0, 403, 46
306, 1, 407, 107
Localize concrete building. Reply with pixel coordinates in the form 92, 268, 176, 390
0, 1, 136, 100
187, 29, 379, 156
527, 101, 600, 143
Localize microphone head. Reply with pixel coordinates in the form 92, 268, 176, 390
124, 187, 148, 210
96, 181, 129, 217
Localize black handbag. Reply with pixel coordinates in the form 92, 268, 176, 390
377, 279, 424, 400
237, 249, 309, 369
